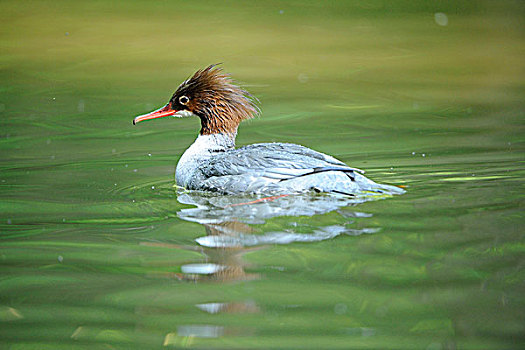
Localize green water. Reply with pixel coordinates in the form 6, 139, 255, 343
1, 1, 524, 349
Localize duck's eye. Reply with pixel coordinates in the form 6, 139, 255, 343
179, 96, 189, 105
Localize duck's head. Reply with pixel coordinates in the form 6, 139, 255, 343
133, 65, 259, 135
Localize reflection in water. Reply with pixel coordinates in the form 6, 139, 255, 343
178, 190, 385, 248
176, 325, 224, 338
177, 191, 386, 225
174, 191, 388, 284
159, 190, 391, 340
196, 301, 259, 314
196, 225, 378, 248
176, 190, 389, 276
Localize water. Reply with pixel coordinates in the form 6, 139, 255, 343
1, 1, 524, 349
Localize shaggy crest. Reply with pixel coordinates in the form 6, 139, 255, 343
170, 65, 260, 135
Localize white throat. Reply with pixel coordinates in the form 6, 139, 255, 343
191, 133, 236, 152
175, 133, 236, 187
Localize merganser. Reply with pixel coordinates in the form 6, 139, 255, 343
133, 65, 404, 196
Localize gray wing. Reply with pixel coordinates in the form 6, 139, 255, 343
197, 143, 362, 193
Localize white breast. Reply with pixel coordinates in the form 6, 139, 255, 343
175, 133, 236, 187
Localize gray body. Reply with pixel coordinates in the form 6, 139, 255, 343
175, 133, 403, 196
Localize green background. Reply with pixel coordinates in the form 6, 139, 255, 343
1, 1, 524, 349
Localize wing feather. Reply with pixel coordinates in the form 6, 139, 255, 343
196, 143, 362, 190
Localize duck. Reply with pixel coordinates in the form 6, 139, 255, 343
133, 65, 404, 196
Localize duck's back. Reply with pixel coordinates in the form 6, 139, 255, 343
180, 142, 402, 195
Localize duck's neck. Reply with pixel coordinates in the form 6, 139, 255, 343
176, 132, 237, 187
199, 112, 241, 136
189, 132, 237, 154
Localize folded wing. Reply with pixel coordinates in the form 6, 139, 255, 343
197, 143, 363, 193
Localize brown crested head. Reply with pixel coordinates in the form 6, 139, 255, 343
168, 65, 259, 135
132, 65, 260, 133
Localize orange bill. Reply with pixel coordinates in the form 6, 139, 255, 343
133, 104, 177, 125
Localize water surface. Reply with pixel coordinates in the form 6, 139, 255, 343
1, 1, 524, 349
